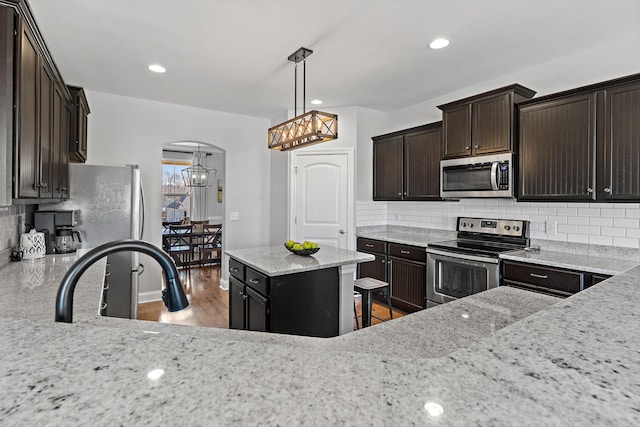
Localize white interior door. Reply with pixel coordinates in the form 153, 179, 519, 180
292, 152, 351, 249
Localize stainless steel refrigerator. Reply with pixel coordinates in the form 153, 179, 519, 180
44, 164, 145, 319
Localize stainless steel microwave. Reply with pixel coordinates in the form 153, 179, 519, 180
440, 153, 514, 198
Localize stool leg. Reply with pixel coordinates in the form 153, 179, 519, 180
386, 288, 393, 320
363, 290, 372, 328
353, 299, 359, 330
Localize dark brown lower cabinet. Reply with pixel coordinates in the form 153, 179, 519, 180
229, 258, 340, 337
502, 260, 612, 296
388, 243, 426, 312
356, 238, 426, 313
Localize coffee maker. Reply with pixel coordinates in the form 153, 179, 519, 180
34, 210, 82, 254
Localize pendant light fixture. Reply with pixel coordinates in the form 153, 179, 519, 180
268, 47, 338, 151
181, 144, 217, 187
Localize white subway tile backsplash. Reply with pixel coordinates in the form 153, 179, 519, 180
568, 217, 590, 226
590, 217, 613, 227
601, 227, 626, 237
357, 200, 638, 250
589, 235, 613, 246
567, 233, 590, 244
578, 225, 601, 235
578, 208, 600, 216
613, 218, 640, 229
600, 208, 626, 218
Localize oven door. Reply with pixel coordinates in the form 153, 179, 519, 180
427, 248, 500, 305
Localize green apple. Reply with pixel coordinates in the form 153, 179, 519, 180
285, 240, 295, 249
310, 242, 318, 249
302, 241, 312, 250
293, 243, 303, 251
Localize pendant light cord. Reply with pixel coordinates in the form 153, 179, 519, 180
294, 62, 298, 117
303, 58, 306, 114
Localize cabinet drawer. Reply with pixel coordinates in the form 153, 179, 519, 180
229, 258, 245, 281
389, 243, 426, 263
357, 238, 386, 254
245, 267, 269, 296
502, 261, 582, 295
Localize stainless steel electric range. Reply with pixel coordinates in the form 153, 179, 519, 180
426, 217, 529, 308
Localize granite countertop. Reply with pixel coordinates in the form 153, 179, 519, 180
1, 248, 639, 424
501, 249, 639, 275
356, 228, 454, 248
0, 250, 105, 323
225, 245, 374, 276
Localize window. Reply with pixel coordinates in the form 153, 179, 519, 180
162, 160, 191, 222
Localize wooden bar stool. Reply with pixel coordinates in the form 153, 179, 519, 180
353, 277, 393, 329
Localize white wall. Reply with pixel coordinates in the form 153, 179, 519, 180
85, 90, 271, 296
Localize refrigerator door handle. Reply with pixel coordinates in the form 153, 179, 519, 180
139, 181, 145, 239
136, 263, 145, 276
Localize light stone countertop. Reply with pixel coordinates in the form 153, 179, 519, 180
1, 248, 639, 424
356, 228, 455, 248
500, 249, 639, 275
225, 245, 374, 276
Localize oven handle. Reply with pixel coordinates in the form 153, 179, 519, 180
426, 248, 500, 264
490, 161, 499, 191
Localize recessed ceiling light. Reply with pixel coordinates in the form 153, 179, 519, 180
147, 369, 165, 380
429, 38, 450, 49
310, 99, 323, 105
148, 64, 166, 73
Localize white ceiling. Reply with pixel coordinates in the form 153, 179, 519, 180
28, 0, 640, 119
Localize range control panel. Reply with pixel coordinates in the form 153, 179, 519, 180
457, 217, 526, 238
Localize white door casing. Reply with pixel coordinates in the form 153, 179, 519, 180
289, 149, 354, 250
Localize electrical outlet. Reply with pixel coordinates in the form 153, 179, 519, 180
230, 212, 240, 221
546, 220, 557, 235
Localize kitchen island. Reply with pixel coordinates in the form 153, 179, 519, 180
0, 250, 639, 425
226, 245, 374, 336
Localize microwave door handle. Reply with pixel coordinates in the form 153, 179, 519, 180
490, 162, 499, 191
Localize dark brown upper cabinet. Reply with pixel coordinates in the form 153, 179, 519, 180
518, 73, 640, 202
372, 122, 442, 201
599, 79, 640, 200
68, 85, 89, 163
438, 85, 536, 159
3, 1, 74, 202
518, 93, 596, 201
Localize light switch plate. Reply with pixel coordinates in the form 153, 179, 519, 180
230, 212, 240, 221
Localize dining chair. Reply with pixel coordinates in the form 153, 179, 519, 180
167, 224, 194, 278
198, 224, 222, 268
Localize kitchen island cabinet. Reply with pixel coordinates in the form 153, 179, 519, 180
226, 245, 374, 337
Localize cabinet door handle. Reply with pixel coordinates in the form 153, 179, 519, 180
242, 294, 248, 300
381, 259, 385, 263
104, 271, 111, 277
475, 144, 480, 149
365, 244, 374, 248
397, 192, 402, 196
403, 192, 407, 196
465, 146, 470, 150
103, 283, 110, 291
586, 188, 594, 193
400, 250, 411, 254
249, 278, 260, 284
100, 302, 107, 311
530, 273, 548, 279
230, 267, 239, 272
41, 182, 48, 189
604, 187, 611, 193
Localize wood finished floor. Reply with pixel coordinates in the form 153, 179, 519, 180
137, 266, 407, 329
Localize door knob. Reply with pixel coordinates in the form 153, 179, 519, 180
339, 229, 345, 234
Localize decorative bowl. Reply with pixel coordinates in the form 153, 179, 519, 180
284, 242, 320, 256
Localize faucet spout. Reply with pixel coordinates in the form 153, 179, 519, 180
55, 240, 189, 323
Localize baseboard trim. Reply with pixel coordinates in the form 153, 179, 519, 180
138, 290, 162, 304
219, 278, 229, 290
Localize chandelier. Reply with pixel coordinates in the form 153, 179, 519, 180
181, 147, 216, 187
268, 47, 338, 151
